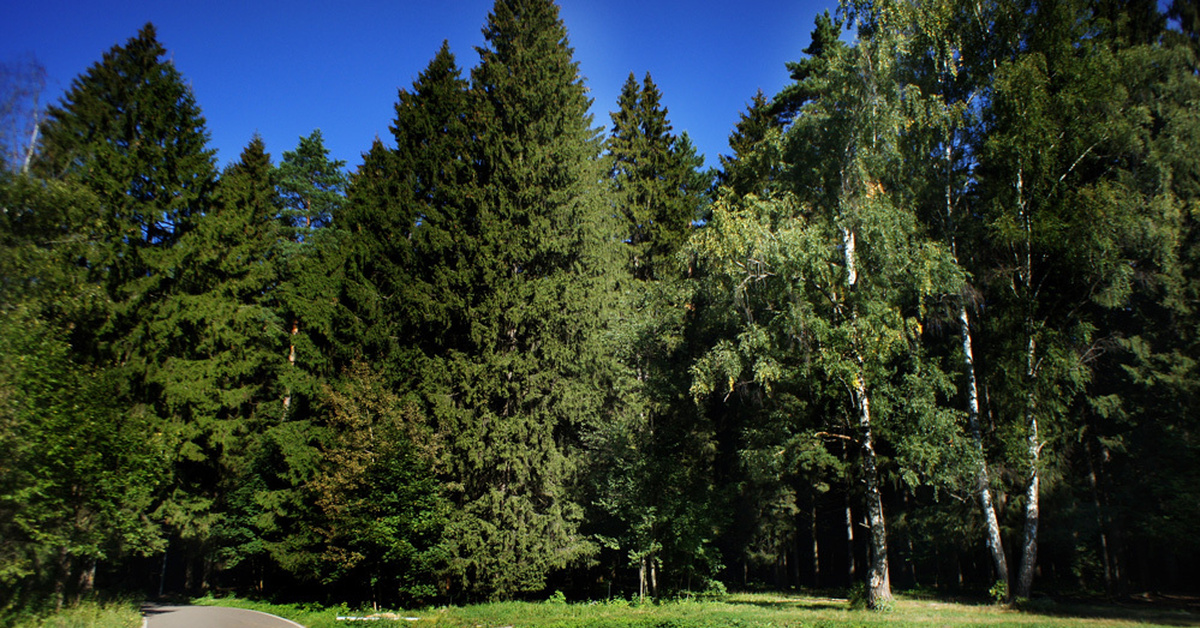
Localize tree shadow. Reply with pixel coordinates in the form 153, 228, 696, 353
1013, 593, 1200, 627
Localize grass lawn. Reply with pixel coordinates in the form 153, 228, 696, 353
191, 591, 1200, 628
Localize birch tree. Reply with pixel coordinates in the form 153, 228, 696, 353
692, 1, 963, 608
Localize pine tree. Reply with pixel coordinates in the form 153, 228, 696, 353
278, 130, 346, 242
275, 130, 347, 416
426, 0, 625, 598
34, 22, 216, 303
140, 137, 287, 590
594, 71, 716, 597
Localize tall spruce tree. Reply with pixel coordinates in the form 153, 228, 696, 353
34, 22, 216, 306
341, 41, 474, 382
609, 72, 705, 280
423, 0, 625, 599
595, 71, 715, 597
24, 23, 218, 595
141, 137, 287, 591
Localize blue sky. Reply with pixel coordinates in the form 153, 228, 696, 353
2, 1, 838, 171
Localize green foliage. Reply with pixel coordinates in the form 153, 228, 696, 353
5, 0, 1200, 609
417, 0, 625, 599
33, 22, 216, 294
990, 580, 1009, 604
308, 362, 447, 605
0, 304, 166, 605
0, 173, 167, 608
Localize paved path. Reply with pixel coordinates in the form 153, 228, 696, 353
143, 604, 305, 628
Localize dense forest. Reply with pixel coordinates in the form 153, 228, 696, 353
2, 0, 1198, 614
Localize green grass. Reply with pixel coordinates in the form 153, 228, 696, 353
190, 591, 1200, 628
5, 599, 142, 628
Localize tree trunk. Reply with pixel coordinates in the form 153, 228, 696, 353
639, 558, 646, 600
959, 305, 1010, 597
1085, 440, 1113, 594
811, 498, 821, 587
842, 221, 891, 608
283, 318, 298, 412
1014, 167, 1041, 599
845, 460, 856, 586
1016, 334, 1040, 599
53, 547, 71, 610
159, 549, 168, 597
78, 557, 96, 598
855, 379, 893, 609
650, 560, 658, 598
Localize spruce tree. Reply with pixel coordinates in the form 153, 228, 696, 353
718, 90, 785, 200
341, 41, 474, 384
595, 71, 716, 596
34, 22, 216, 303
24, 23, 218, 593
141, 137, 287, 589
426, 0, 624, 598
609, 72, 705, 281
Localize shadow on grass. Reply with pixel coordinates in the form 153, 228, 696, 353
727, 591, 850, 613
1013, 593, 1200, 627
732, 590, 1200, 626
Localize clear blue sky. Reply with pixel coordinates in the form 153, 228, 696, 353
2, 1, 838, 171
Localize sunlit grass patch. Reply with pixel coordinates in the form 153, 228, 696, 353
189, 591, 1200, 628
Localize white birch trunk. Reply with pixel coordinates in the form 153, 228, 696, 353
283, 319, 297, 412
1014, 166, 1041, 599
959, 305, 1011, 595
845, 489, 856, 583
1016, 335, 1040, 598
842, 224, 892, 608
855, 376, 892, 608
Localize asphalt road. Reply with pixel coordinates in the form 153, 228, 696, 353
143, 604, 305, 628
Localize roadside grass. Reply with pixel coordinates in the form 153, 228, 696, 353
191, 591, 1200, 628
5, 598, 142, 628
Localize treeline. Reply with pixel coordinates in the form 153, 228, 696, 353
2, 0, 1198, 614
